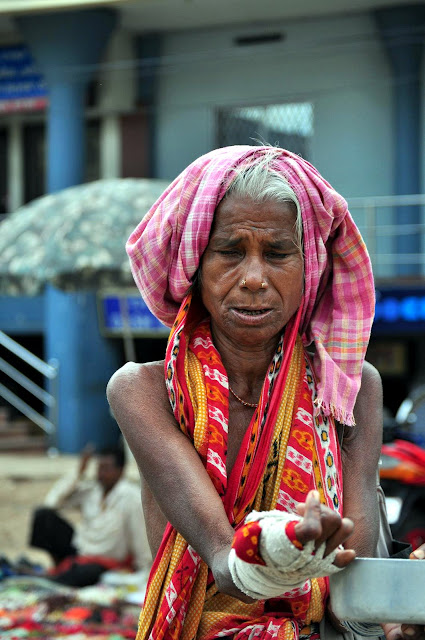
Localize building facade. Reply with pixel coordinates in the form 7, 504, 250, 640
0, 0, 424, 450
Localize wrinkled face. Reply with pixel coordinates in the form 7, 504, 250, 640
96, 455, 123, 493
200, 195, 304, 350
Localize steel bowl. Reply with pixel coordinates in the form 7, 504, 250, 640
330, 557, 425, 624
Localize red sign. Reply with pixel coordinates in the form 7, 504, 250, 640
0, 97, 47, 113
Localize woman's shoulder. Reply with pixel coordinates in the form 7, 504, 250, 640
107, 360, 165, 402
359, 360, 382, 397
361, 359, 382, 386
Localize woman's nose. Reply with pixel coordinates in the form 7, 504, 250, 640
240, 257, 268, 291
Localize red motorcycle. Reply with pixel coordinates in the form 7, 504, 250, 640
380, 385, 425, 550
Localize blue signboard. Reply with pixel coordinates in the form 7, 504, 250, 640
99, 287, 425, 337
373, 287, 425, 335
98, 291, 169, 337
0, 45, 47, 112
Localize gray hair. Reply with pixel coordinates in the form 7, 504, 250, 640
223, 152, 303, 253
191, 151, 304, 292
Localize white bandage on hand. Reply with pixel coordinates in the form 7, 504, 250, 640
228, 510, 343, 600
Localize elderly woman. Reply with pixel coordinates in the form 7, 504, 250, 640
107, 146, 416, 640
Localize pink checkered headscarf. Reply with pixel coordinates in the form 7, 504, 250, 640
127, 146, 375, 426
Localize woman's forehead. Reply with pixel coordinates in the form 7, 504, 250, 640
212, 194, 298, 235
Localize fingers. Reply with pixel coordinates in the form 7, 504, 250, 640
382, 623, 403, 640
410, 546, 425, 560
294, 490, 322, 545
382, 621, 425, 640
332, 548, 356, 568
294, 490, 354, 557
323, 517, 354, 557
400, 625, 425, 640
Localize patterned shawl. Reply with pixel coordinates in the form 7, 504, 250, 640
136, 293, 343, 640
127, 145, 375, 426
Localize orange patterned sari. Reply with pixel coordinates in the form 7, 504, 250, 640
136, 293, 342, 640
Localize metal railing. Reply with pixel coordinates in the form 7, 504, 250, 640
348, 194, 425, 278
0, 330, 59, 449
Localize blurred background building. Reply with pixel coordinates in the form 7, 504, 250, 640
0, 0, 424, 452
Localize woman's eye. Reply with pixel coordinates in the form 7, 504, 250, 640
218, 250, 240, 256
267, 252, 287, 259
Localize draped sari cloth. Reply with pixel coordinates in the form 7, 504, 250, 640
127, 146, 375, 427
127, 146, 375, 640
136, 292, 343, 640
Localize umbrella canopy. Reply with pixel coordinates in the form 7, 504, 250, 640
0, 178, 169, 296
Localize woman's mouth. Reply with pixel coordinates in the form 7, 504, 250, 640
237, 308, 269, 316
231, 307, 273, 323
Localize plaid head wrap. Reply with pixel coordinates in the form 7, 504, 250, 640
126, 145, 375, 426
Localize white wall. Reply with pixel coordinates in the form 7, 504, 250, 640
154, 13, 395, 199
98, 28, 136, 114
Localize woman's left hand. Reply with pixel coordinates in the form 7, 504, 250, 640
295, 490, 356, 568
382, 546, 425, 640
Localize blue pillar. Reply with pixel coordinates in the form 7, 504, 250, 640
45, 287, 121, 452
48, 83, 85, 191
375, 6, 425, 276
16, 10, 121, 452
17, 9, 117, 191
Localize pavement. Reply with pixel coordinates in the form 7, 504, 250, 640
0, 452, 80, 480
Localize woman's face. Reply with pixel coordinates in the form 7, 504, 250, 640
200, 194, 304, 350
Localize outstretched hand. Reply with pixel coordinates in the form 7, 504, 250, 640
382, 546, 425, 640
295, 490, 356, 569
213, 490, 355, 603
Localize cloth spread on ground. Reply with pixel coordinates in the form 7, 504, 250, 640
43, 474, 151, 571
136, 293, 343, 640
0, 574, 147, 639
126, 145, 375, 426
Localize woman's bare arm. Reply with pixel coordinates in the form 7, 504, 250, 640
106, 361, 241, 595
341, 360, 383, 557
139, 470, 168, 558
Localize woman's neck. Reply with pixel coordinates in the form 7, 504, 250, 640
211, 330, 280, 397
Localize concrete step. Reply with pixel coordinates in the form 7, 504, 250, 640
0, 422, 31, 437
0, 433, 47, 452
0, 414, 42, 436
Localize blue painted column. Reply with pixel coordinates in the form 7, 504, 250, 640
375, 6, 425, 276
45, 288, 121, 452
47, 83, 85, 192
17, 10, 116, 192
16, 10, 121, 452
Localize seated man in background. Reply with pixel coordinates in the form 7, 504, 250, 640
29, 444, 151, 587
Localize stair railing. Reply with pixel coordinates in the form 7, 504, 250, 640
0, 330, 59, 450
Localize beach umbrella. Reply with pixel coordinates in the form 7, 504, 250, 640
0, 178, 168, 296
